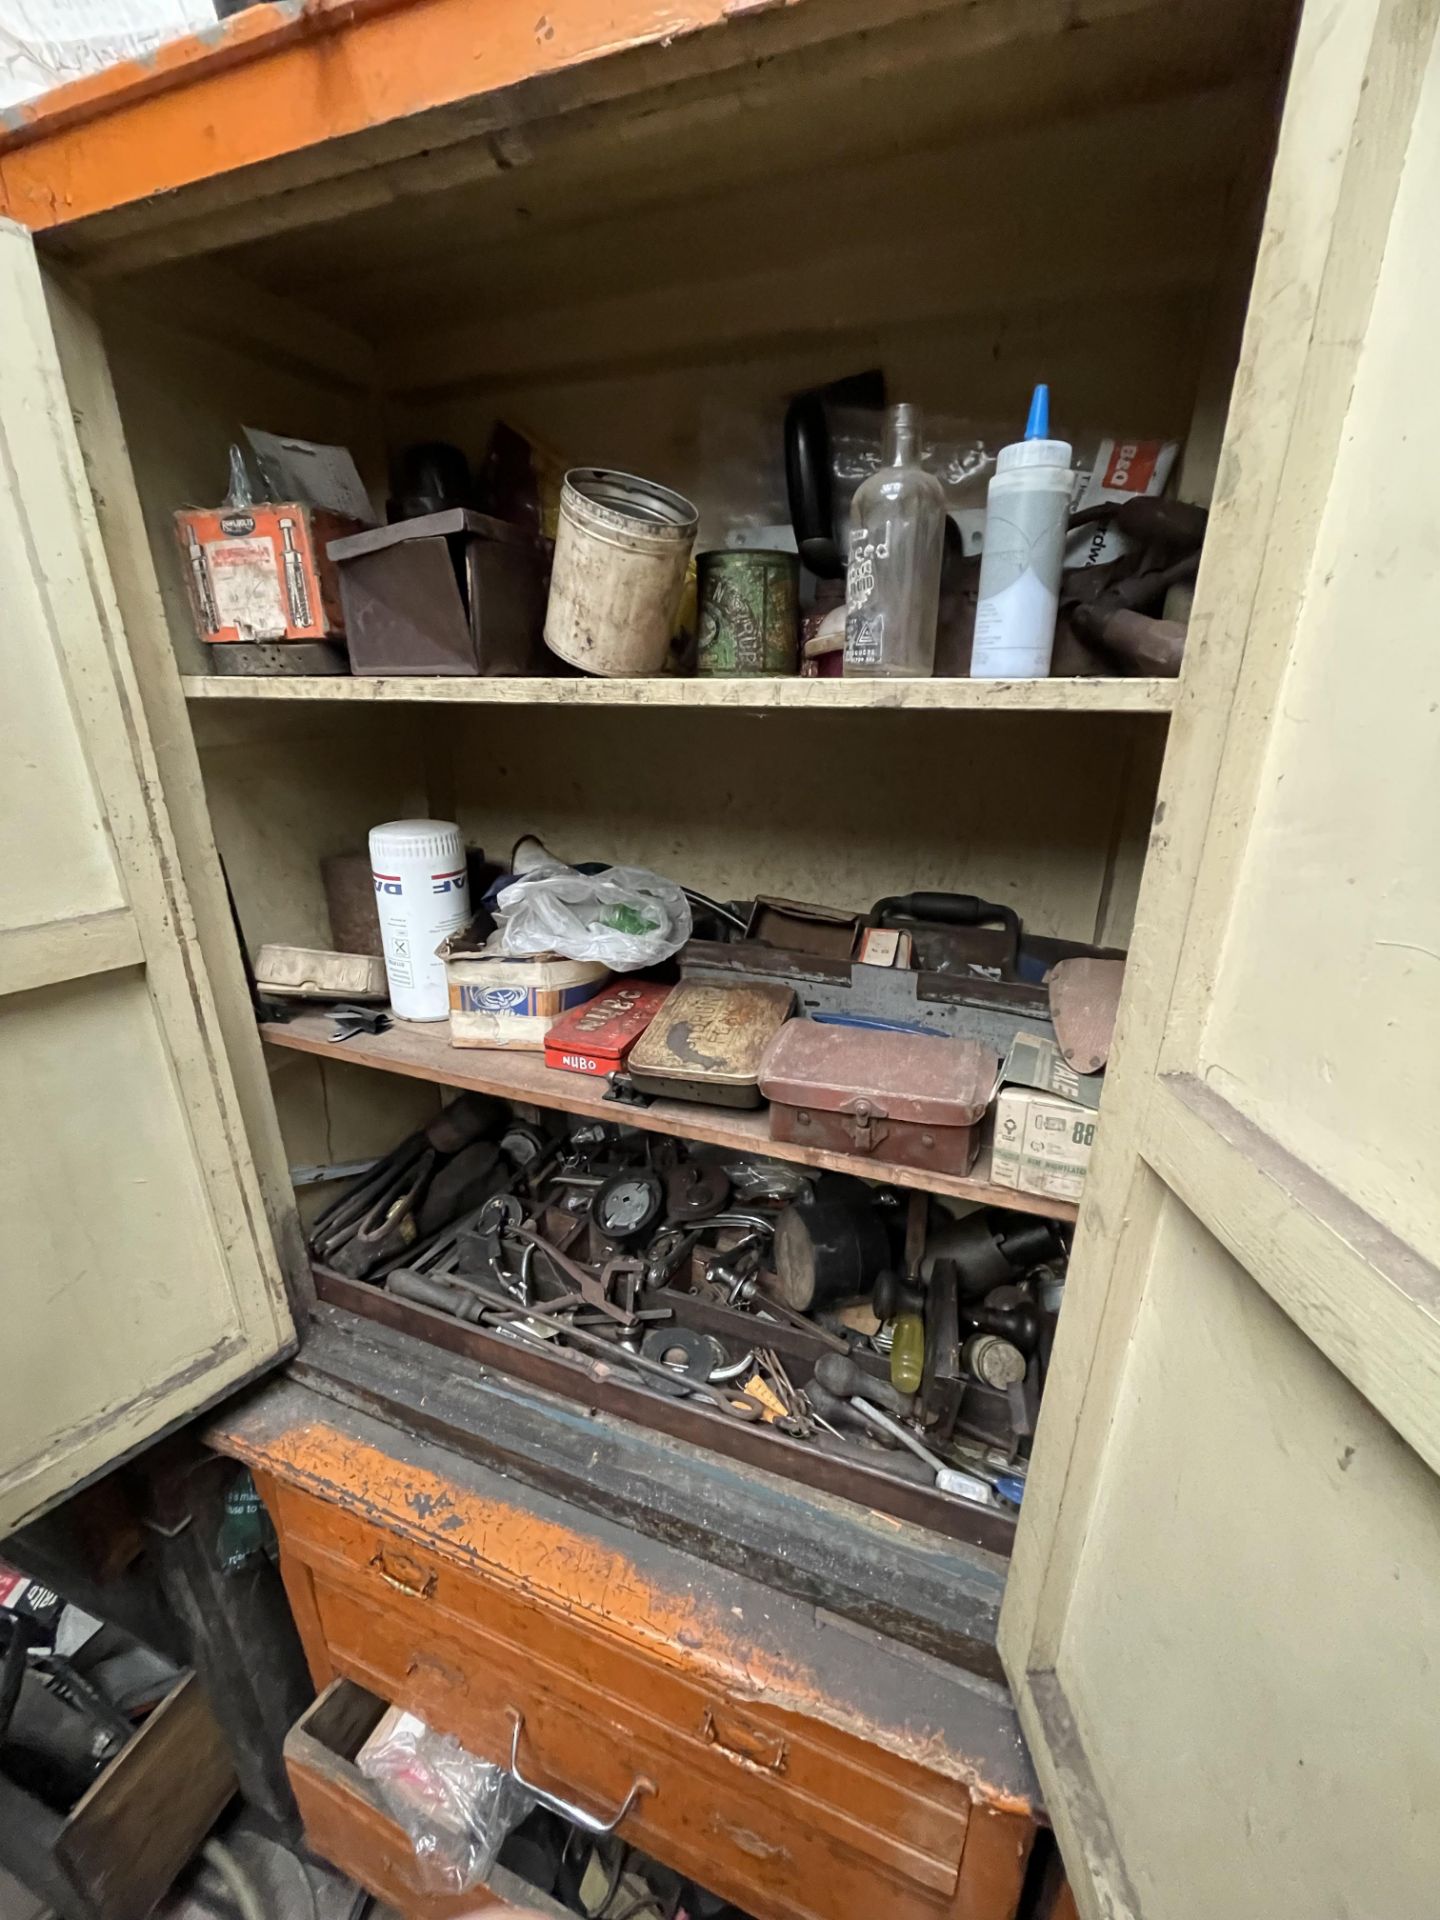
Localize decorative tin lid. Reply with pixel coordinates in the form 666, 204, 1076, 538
629, 981, 795, 1087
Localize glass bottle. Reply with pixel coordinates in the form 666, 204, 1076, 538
844, 403, 946, 677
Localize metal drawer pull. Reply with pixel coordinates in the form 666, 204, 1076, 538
507, 1711, 652, 1835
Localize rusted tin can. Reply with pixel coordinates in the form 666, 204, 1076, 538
696, 550, 800, 676
545, 469, 698, 677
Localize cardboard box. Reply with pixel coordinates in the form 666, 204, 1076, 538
175, 503, 363, 643
990, 1032, 1102, 1202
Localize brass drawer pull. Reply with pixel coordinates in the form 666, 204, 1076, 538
699, 1707, 788, 1773
367, 1548, 436, 1599
507, 1710, 653, 1835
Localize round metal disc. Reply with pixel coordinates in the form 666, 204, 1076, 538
594, 1172, 664, 1241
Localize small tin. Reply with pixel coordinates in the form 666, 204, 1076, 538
628, 981, 795, 1107
696, 550, 800, 676
543, 978, 672, 1077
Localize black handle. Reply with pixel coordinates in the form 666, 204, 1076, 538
869, 892, 1022, 963
785, 393, 843, 579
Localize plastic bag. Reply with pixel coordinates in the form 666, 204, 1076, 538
356, 1706, 535, 1894
496, 864, 692, 968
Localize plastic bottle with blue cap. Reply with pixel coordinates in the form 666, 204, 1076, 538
970, 384, 1075, 679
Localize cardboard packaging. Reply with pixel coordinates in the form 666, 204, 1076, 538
544, 978, 671, 1077
438, 926, 608, 1050
175, 503, 363, 644
991, 1032, 1102, 1201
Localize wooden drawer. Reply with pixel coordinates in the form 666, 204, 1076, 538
5, 1672, 235, 1920
267, 1478, 1034, 1920
285, 1679, 573, 1920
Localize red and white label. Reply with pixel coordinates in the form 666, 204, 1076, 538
1101, 441, 1162, 495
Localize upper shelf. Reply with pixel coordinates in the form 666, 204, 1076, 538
182, 674, 1177, 714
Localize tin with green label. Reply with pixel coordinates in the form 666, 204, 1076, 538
696, 550, 800, 676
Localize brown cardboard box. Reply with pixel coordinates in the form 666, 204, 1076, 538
174, 503, 363, 644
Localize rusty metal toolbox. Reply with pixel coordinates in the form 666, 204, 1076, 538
758, 1021, 998, 1175
628, 980, 794, 1108
328, 509, 549, 676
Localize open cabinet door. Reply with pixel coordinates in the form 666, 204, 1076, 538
0, 223, 294, 1533
1001, 3, 1440, 1914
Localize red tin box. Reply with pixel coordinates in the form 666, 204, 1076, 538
543, 978, 671, 1077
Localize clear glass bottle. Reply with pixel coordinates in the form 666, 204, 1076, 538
844, 403, 946, 678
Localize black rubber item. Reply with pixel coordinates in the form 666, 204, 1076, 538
871, 1269, 924, 1323
427, 1092, 506, 1153
814, 1351, 915, 1418
772, 1200, 889, 1312
963, 1285, 1041, 1355
416, 1141, 504, 1238
593, 1171, 665, 1243
385, 1269, 484, 1323
869, 891, 1022, 962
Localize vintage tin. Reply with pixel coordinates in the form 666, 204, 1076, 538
543, 977, 671, 1077
696, 550, 800, 676
628, 980, 795, 1107
758, 1020, 998, 1175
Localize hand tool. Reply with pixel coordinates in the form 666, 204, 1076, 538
513, 1309, 768, 1420
813, 1350, 914, 1417
725, 1272, 852, 1353
509, 1224, 637, 1323
848, 1398, 994, 1503
327, 1004, 392, 1042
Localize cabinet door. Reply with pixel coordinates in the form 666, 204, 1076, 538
1002, 4, 1440, 1913
0, 223, 294, 1533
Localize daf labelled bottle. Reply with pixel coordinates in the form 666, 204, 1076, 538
971, 385, 1074, 678
844, 403, 946, 678
369, 819, 471, 1021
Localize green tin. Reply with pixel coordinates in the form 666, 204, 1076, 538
696, 550, 800, 676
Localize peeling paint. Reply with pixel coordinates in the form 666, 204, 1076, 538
216, 1409, 1035, 1815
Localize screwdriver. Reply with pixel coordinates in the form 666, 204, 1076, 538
848, 1398, 993, 1505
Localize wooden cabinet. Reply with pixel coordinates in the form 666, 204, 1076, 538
3, 1, 1439, 1914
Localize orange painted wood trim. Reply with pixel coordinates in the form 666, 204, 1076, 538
0, 0, 798, 233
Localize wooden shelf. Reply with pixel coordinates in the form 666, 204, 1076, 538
262, 1011, 1079, 1225
184, 674, 1176, 713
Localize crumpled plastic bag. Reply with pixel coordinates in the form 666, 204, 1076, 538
496, 863, 692, 968
356, 1706, 535, 1894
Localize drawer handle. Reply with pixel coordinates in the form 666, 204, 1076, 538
507, 1710, 653, 1835
699, 1707, 788, 1774
367, 1548, 436, 1599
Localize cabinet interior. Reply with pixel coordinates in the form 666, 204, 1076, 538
51, 0, 1300, 1583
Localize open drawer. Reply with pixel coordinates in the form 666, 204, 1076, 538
4, 1672, 235, 1920
286, 1679, 574, 1920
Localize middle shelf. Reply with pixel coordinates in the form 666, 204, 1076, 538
262, 1011, 1079, 1225
184, 673, 1177, 714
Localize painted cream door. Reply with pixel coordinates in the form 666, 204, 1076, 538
0, 223, 294, 1533
1001, 3, 1440, 1914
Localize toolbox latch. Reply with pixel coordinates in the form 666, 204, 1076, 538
845, 1097, 890, 1155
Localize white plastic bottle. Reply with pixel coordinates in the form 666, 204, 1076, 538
369, 819, 471, 1021
971, 385, 1074, 679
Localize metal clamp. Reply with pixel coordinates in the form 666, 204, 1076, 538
507, 1711, 653, 1834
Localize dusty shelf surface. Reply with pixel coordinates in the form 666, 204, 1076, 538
263, 1011, 1080, 1225
184, 673, 1177, 714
